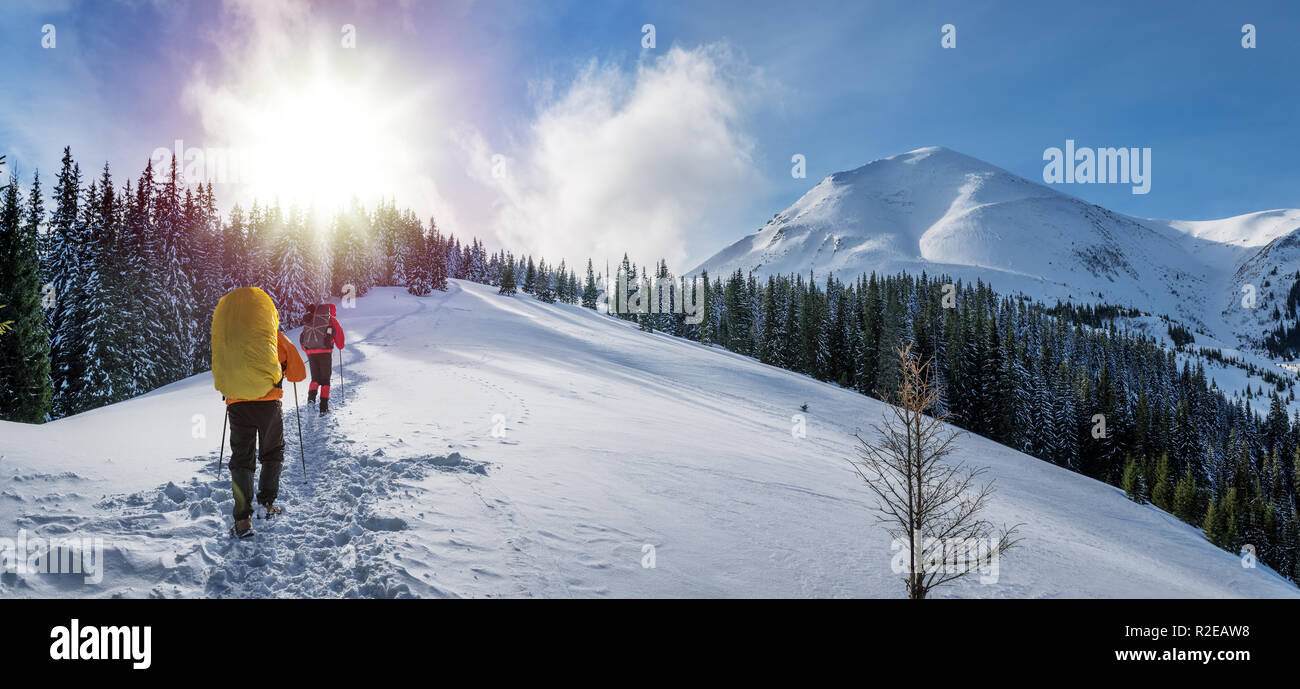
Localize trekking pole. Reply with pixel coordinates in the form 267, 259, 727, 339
337, 347, 344, 405
292, 380, 307, 483
216, 405, 228, 478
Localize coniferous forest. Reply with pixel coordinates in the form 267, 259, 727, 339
1, 147, 1298, 584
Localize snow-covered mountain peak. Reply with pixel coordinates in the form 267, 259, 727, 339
781, 146, 1062, 237
694, 147, 1300, 359
1162, 208, 1300, 248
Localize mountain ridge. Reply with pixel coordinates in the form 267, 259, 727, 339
692, 146, 1300, 357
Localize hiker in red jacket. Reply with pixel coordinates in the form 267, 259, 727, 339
300, 303, 345, 413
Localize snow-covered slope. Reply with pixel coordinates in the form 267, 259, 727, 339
693, 147, 1300, 354
1, 282, 1294, 598
1224, 229, 1300, 352
1163, 209, 1300, 249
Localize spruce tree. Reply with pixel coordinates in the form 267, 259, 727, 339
406, 229, 433, 296
523, 256, 537, 294
1151, 452, 1173, 511
759, 277, 781, 366
328, 202, 373, 297
697, 271, 713, 345
120, 163, 163, 393
270, 209, 318, 322
582, 259, 598, 309
1203, 496, 1227, 548
1121, 454, 1146, 503
535, 260, 555, 303
874, 287, 904, 396
498, 252, 517, 295
1175, 467, 1201, 522
0, 167, 53, 422
46, 147, 86, 416
72, 166, 130, 411
428, 218, 448, 291
188, 182, 224, 373
150, 155, 197, 385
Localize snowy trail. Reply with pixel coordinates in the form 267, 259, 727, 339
3, 291, 492, 598
191, 288, 502, 597
4, 280, 1299, 598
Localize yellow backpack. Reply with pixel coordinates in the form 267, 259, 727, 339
211, 287, 281, 400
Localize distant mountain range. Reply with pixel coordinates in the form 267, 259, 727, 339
693, 147, 1300, 358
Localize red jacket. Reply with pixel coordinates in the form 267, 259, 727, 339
304, 303, 346, 354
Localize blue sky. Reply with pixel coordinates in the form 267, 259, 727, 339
2, 0, 1297, 268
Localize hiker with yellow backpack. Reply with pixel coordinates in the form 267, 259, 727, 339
211, 287, 307, 539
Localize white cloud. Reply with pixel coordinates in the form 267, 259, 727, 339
459, 43, 768, 270
180, 3, 767, 267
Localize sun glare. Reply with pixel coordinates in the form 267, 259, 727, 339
228, 71, 421, 214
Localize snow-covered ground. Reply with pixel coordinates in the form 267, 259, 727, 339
1, 282, 1295, 598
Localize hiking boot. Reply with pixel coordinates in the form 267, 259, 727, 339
259, 503, 283, 519
307, 390, 317, 405
319, 398, 329, 414
232, 518, 254, 539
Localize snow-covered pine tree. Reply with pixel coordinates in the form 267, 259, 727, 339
654, 260, 673, 332
428, 218, 447, 291
269, 208, 317, 326
523, 256, 537, 294
469, 237, 487, 283
873, 285, 904, 396
708, 274, 726, 344
187, 184, 224, 373
371, 200, 399, 286
829, 276, 853, 385
149, 155, 198, 389
71, 165, 132, 412
114, 170, 151, 394
447, 236, 460, 280
486, 250, 501, 286
388, 207, 409, 286
535, 259, 555, 303
498, 251, 517, 295
1008, 335, 1034, 454
328, 202, 370, 297
406, 228, 433, 296
0, 167, 53, 422
244, 202, 270, 288
1051, 360, 1080, 470
758, 276, 781, 366
222, 204, 249, 291
855, 275, 881, 394
723, 270, 752, 355
555, 259, 569, 303
46, 148, 88, 417
582, 259, 598, 309
561, 265, 574, 304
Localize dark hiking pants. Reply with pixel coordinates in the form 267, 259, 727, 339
227, 399, 285, 520
307, 352, 332, 398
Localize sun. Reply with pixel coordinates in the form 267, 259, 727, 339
236, 76, 398, 210
210, 58, 430, 216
